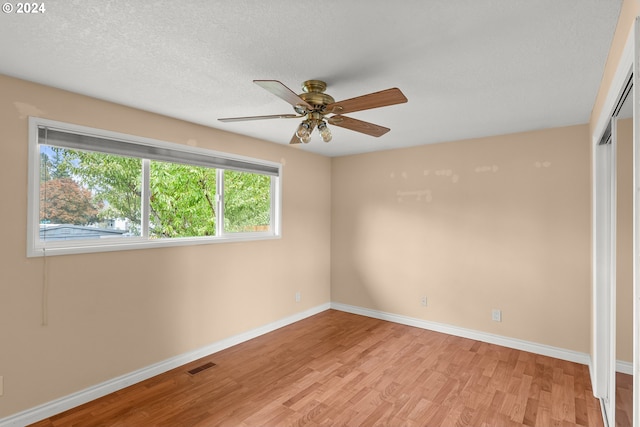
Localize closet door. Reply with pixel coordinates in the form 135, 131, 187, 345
594, 124, 616, 426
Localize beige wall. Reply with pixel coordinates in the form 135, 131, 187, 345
0, 75, 331, 417
331, 125, 592, 352
617, 118, 634, 363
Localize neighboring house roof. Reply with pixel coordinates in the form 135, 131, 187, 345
39, 224, 127, 241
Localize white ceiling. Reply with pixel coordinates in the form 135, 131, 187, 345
0, 0, 621, 157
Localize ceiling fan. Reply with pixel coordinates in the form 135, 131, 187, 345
219, 80, 408, 144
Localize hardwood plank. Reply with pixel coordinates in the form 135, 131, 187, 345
29, 310, 605, 427
616, 372, 633, 427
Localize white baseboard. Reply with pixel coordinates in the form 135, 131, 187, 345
330, 302, 592, 366
617, 359, 633, 375
0, 303, 330, 427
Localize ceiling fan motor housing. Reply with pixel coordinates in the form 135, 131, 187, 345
298, 80, 334, 110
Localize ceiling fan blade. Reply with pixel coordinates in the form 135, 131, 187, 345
325, 88, 407, 115
328, 115, 390, 137
218, 114, 300, 122
254, 80, 313, 110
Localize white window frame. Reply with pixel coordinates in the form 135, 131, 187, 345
27, 117, 281, 257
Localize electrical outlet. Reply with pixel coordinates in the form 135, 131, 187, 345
420, 296, 428, 307
295, 292, 301, 303
492, 309, 502, 322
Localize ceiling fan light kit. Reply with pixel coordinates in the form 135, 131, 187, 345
219, 79, 408, 145
317, 121, 332, 143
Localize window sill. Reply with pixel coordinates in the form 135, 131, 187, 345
28, 233, 281, 257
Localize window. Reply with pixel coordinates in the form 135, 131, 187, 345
28, 118, 281, 256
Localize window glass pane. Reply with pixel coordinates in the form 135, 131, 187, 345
224, 170, 271, 233
39, 145, 142, 241
31, 118, 280, 256
149, 161, 217, 238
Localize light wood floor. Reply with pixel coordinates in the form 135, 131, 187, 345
31, 310, 605, 427
616, 372, 633, 427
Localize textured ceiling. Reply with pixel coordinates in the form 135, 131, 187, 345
0, 0, 622, 156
